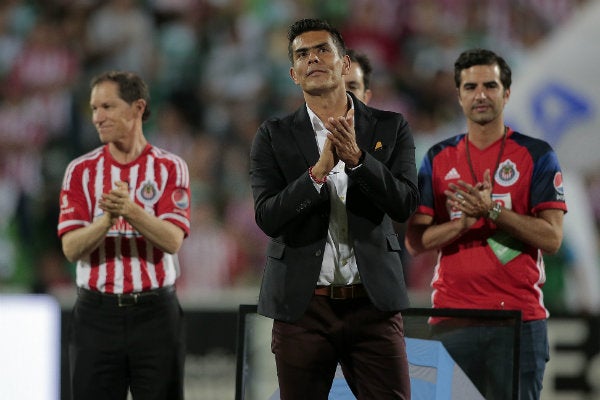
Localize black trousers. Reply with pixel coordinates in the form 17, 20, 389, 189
272, 296, 410, 400
68, 287, 185, 400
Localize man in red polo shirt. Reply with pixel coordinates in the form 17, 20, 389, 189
405, 48, 567, 400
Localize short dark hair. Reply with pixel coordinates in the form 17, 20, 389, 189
287, 18, 346, 63
91, 71, 151, 121
454, 48, 512, 90
346, 49, 373, 90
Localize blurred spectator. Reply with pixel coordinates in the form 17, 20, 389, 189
84, 0, 155, 79
0, 168, 19, 282
178, 189, 242, 292
3, 14, 82, 293
201, 15, 265, 137
1, 0, 36, 39
0, 77, 46, 287
8, 17, 80, 137
0, 2, 23, 80
341, 0, 404, 69
149, 89, 203, 159
153, 3, 205, 98
588, 171, 600, 228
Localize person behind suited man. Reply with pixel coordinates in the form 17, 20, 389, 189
249, 18, 418, 399
344, 48, 373, 105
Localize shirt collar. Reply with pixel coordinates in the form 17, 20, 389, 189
306, 94, 354, 134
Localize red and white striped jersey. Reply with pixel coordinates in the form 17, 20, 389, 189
57, 144, 191, 294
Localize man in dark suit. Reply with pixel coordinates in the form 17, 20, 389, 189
249, 18, 418, 400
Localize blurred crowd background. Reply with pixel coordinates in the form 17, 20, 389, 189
0, 0, 598, 313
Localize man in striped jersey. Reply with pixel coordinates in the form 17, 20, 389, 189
58, 71, 190, 400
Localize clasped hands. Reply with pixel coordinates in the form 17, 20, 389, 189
445, 169, 495, 222
312, 109, 361, 179
99, 181, 134, 224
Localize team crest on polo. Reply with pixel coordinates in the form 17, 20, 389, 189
494, 159, 519, 187
136, 180, 159, 206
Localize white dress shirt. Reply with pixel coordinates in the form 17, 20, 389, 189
306, 97, 361, 286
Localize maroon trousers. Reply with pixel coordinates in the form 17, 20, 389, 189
272, 295, 410, 400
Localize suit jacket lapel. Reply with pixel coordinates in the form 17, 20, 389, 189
353, 99, 376, 152
291, 104, 320, 166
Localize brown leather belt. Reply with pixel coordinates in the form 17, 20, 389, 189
314, 284, 368, 300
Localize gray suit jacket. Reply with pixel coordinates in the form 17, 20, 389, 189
249, 93, 419, 322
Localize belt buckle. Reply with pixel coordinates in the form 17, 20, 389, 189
117, 293, 139, 307
330, 286, 350, 300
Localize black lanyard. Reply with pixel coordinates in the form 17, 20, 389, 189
464, 127, 507, 189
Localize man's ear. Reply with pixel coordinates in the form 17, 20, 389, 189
363, 89, 373, 105
290, 67, 300, 85
135, 99, 146, 117
504, 87, 511, 102
341, 55, 351, 76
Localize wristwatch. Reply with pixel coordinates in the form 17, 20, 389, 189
487, 202, 502, 221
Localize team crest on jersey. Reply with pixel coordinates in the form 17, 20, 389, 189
172, 189, 189, 210
494, 159, 519, 187
554, 172, 565, 196
136, 180, 159, 206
